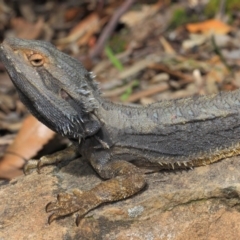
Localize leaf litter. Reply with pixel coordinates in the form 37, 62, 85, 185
1, 0, 240, 179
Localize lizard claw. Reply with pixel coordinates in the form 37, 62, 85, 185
45, 201, 58, 212
48, 213, 59, 224
46, 193, 73, 212
48, 212, 82, 226
76, 214, 82, 226
37, 160, 44, 173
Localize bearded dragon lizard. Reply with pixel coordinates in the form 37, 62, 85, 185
1, 37, 240, 225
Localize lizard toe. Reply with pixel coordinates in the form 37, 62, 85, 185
45, 190, 101, 224
23, 159, 38, 175
46, 193, 83, 213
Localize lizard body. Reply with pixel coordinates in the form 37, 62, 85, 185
1, 37, 240, 224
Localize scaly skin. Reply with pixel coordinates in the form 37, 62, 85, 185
1, 37, 240, 225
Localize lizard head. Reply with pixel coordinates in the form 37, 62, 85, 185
0, 37, 101, 140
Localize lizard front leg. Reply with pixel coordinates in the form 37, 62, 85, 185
46, 151, 146, 225
23, 144, 80, 174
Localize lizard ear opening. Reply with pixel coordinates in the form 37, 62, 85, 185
60, 89, 70, 100
29, 53, 44, 67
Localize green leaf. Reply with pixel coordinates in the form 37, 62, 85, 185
120, 80, 139, 101
104, 46, 123, 71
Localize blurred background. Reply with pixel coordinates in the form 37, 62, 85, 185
0, 0, 239, 180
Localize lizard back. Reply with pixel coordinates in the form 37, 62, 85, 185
96, 91, 240, 169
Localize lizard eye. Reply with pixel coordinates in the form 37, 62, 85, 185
29, 53, 44, 67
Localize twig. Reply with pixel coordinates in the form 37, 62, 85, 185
90, 0, 136, 59
126, 83, 169, 103
148, 63, 194, 85
216, 0, 226, 20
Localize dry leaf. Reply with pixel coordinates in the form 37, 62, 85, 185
182, 33, 207, 49
10, 17, 44, 39
55, 13, 100, 46
64, 7, 82, 22
120, 1, 163, 28
0, 115, 55, 179
186, 19, 232, 35
159, 36, 176, 54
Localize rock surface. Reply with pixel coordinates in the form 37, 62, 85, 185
1, 156, 240, 240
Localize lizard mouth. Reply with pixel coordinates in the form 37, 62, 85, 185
0, 43, 22, 73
